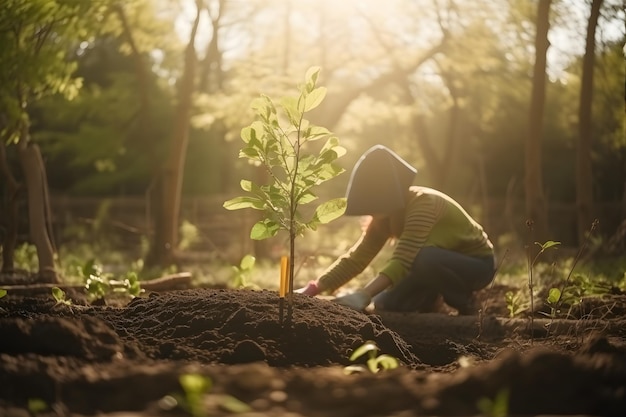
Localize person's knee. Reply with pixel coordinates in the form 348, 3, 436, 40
411, 247, 445, 272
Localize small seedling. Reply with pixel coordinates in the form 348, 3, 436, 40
27, 398, 48, 414
477, 388, 509, 417
51, 287, 72, 307
178, 373, 212, 417
545, 287, 561, 318
505, 290, 524, 318
231, 254, 256, 289
525, 220, 561, 344
165, 373, 251, 417
82, 259, 143, 301
344, 341, 399, 374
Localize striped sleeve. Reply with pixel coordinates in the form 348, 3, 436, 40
379, 194, 446, 284
317, 219, 389, 293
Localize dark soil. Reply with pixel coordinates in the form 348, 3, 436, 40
1, 283, 625, 416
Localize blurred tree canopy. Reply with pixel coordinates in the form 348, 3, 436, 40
2, 0, 625, 263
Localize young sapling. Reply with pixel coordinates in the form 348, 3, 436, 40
224, 66, 346, 324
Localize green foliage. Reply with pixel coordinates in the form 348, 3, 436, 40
230, 254, 256, 289
344, 341, 400, 374
544, 273, 614, 319
12, 243, 39, 273
51, 287, 72, 306
178, 373, 212, 417
169, 373, 251, 417
81, 259, 144, 301
224, 66, 346, 240
27, 398, 48, 414
224, 66, 346, 320
0, 0, 94, 141
505, 290, 524, 318
0, 289, 7, 299
178, 220, 200, 251
477, 388, 510, 417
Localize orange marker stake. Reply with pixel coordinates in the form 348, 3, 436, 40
279, 255, 288, 298
279, 256, 289, 325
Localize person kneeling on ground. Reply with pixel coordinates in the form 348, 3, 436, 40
296, 145, 495, 315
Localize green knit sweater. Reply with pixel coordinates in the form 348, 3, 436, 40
317, 186, 494, 293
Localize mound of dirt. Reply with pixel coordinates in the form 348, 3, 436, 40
1, 287, 625, 416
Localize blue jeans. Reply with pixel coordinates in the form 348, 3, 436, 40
373, 246, 495, 312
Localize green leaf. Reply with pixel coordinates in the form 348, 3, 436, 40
343, 365, 367, 375
303, 86, 327, 112
349, 341, 378, 361
52, 287, 64, 301
250, 220, 280, 240
0, 289, 6, 299
305, 125, 332, 140
223, 196, 264, 211
27, 398, 48, 413
280, 96, 300, 126
219, 395, 252, 413
240, 254, 256, 270
547, 287, 561, 304
535, 240, 561, 250
305, 66, 321, 86
297, 190, 318, 205
312, 198, 346, 224
374, 354, 399, 371
179, 373, 211, 395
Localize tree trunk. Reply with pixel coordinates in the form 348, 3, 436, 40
152, 2, 202, 266
525, 0, 551, 246
576, 0, 603, 245
0, 140, 20, 273
17, 136, 57, 283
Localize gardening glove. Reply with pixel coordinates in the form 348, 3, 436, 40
333, 290, 371, 311
295, 280, 320, 296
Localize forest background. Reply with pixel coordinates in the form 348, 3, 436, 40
0, 0, 624, 285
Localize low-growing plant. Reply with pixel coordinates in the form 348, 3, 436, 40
477, 388, 510, 417
178, 373, 212, 417
224, 66, 346, 323
344, 341, 400, 374
27, 398, 48, 414
524, 221, 561, 343
0, 288, 6, 299
505, 290, 524, 318
230, 254, 257, 289
165, 373, 251, 417
81, 259, 144, 301
51, 287, 72, 307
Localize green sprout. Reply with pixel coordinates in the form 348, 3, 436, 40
82, 259, 143, 301
224, 66, 346, 323
179, 373, 211, 417
505, 290, 524, 318
27, 398, 48, 414
477, 388, 509, 417
231, 254, 256, 289
164, 373, 251, 417
51, 287, 72, 306
344, 341, 399, 374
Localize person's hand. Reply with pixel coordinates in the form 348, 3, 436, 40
295, 280, 320, 296
332, 290, 371, 311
